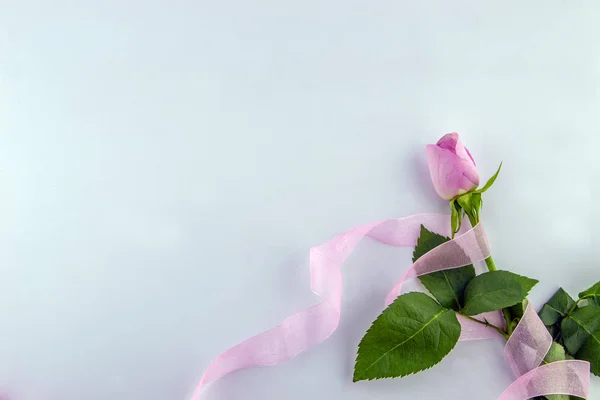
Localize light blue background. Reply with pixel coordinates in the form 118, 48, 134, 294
0, 1, 598, 399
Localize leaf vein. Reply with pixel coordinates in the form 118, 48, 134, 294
361, 309, 449, 374
441, 271, 461, 309
465, 288, 516, 310
570, 316, 600, 346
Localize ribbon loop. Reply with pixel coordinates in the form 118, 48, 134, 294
505, 304, 553, 378
193, 215, 591, 400
497, 360, 590, 400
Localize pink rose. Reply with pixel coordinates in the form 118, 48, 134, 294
425, 133, 480, 200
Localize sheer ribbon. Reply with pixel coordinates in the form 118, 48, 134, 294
193, 214, 589, 399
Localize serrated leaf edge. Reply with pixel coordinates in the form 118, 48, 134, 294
353, 297, 461, 382
413, 225, 475, 311
461, 272, 539, 316
565, 312, 600, 360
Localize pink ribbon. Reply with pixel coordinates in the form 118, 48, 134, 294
497, 360, 590, 399
193, 214, 590, 399
498, 304, 590, 399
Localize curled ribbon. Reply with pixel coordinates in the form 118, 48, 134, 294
193, 214, 590, 399
499, 304, 589, 399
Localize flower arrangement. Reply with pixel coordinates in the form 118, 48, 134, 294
195, 133, 595, 400
353, 133, 594, 399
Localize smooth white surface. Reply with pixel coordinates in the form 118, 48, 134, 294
1, 1, 599, 399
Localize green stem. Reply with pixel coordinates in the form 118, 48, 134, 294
483, 255, 514, 332
483, 255, 513, 333
460, 314, 508, 339
567, 298, 583, 315
484, 255, 497, 271
465, 211, 496, 272
464, 211, 512, 335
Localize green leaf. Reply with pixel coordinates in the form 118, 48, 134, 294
561, 306, 600, 354
353, 292, 461, 381
414, 225, 475, 311
545, 324, 559, 338
471, 192, 482, 216
455, 191, 484, 227
539, 288, 576, 326
509, 298, 528, 319
461, 271, 539, 316
449, 200, 463, 237
574, 336, 600, 376
561, 305, 600, 374
475, 162, 502, 193
579, 282, 600, 302
456, 192, 472, 213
